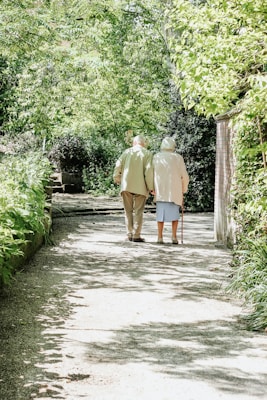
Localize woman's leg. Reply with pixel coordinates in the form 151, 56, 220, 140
157, 221, 164, 240
172, 220, 178, 240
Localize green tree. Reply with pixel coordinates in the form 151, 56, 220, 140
0, 0, 173, 142
1, 0, 217, 209
166, 0, 267, 121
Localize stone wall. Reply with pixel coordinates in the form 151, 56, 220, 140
50, 172, 83, 193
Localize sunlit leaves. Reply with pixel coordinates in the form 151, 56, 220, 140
1, 0, 173, 140
0, 153, 52, 285
0, 0, 54, 58
167, 0, 267, 119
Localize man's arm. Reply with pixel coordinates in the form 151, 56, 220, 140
144, 152, 154, 191
113, 156, 122, 184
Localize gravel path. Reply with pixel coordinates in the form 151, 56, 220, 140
0, 194, 266, 400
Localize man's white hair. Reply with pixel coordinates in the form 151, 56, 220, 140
133, 135, 146, 146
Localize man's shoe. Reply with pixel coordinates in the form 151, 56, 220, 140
132, 237, 145, 242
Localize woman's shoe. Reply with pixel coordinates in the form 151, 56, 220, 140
157, 238, 164, 244
172, 238, 178, 244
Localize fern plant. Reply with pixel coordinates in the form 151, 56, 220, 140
229, 238, 267, 330
0, 152, 52, 286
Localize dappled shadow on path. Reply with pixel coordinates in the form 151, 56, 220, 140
81, 320, 266, 396
1, 212, 266, 399
47, 213, 231, 303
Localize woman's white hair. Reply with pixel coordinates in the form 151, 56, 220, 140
160, 137, 176, 151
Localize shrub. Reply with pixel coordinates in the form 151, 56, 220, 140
48, 132, 123, 195
83, 135, 123, 196
0, 153, 52, 286
166, 91, 216, 211
228, 238, 267, 331
48, 133, 89, 173
229, 120, 267, 331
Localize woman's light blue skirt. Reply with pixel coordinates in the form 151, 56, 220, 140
156, 201, 180, 222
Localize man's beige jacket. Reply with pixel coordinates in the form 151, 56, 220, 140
113, 145, 154, 198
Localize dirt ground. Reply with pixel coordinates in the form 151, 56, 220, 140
0, 193, 266, 400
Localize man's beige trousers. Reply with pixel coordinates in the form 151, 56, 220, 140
121, 191, 147, 239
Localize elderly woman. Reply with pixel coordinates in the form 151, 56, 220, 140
153, 137, 189, 244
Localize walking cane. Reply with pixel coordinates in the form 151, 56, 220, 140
181, 199, 184, 244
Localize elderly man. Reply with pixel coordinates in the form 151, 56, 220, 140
113, 135, 154, 242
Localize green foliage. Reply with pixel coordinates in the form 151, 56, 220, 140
231, 121, 267, 241
0, 0, 172, 141
0, 0, 54, 59
167, 91, 216, 211
0, 153, 52, 286
83, 135, 124, 196
228, 238, 267, 331
229, 119, 267, 330
0, 57, 12, 133
48, 131, 123, 195
167, 0, 267, 121
48, 133, 89, 173
0, 0, 216, 211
